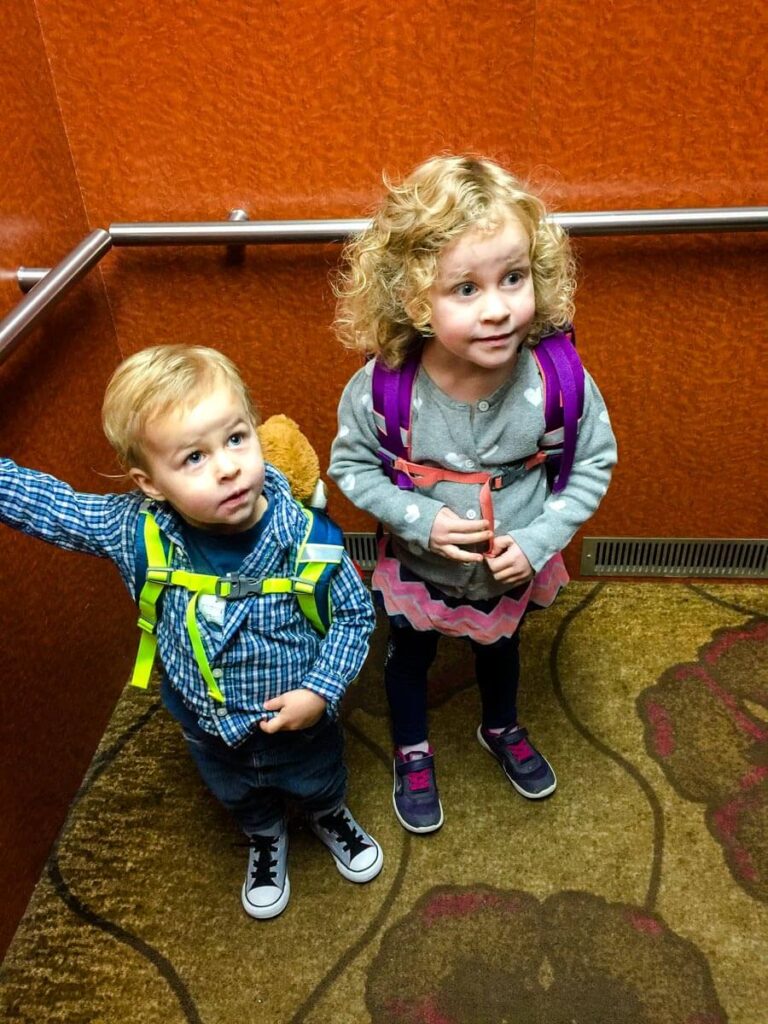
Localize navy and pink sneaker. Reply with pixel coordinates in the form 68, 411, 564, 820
393, 747, 444, 833
477, 724, 557, 799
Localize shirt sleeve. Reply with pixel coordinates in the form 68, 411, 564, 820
0, 458, 132, 561
508, 372, 618, 571
299, 550, 376, 715
328, 367, 445, 549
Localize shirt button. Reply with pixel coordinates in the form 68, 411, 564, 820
212, 668, 223, 679
215, 707, 228, 717
466, 509, 477, 520
477, 400, 490, 412
463, 459, 475, 470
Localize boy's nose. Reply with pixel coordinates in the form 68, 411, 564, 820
216, 451, 239, 478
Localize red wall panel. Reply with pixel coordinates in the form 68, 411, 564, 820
0, 2, 134, 958
31, 0, 767, 563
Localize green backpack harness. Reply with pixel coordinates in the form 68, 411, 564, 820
131, 502, 345, 702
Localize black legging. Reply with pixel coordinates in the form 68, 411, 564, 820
384, 620, 521, 746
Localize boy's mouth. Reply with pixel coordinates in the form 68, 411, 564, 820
219, 488, 250, 510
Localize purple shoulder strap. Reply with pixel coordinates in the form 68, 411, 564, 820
371, 353, 420, 491
534, 330, 585, 493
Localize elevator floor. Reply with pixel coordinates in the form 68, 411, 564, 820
2, 582, 767, 1024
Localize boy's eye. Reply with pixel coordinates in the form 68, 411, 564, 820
185, 451, 203, 466
227, 432, 244, 447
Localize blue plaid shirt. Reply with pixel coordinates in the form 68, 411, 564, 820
0, 459, 375, 746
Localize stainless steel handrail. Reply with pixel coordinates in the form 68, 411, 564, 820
1, 230, 113, 364
3, 207, 767, 363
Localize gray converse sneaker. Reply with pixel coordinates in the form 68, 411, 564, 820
241, 820, 290, 919
309, 804, 384, 883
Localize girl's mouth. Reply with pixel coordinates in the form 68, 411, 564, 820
475, 332, 512, 344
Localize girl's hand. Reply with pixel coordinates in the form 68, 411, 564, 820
484, 535, 534, 584
259, 689, 327, 733
428, 507, 492, 562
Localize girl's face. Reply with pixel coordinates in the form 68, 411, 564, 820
425, 214, 535, 376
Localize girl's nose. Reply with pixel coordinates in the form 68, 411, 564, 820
480, 289, 509, 321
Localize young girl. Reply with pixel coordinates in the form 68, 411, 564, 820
329, 155, 617, 834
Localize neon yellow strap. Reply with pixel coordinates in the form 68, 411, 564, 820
131, 506, 338, 698
259, 577, 315, 595
146, 567, 232, 597
295, 561, 328, 633
131, 513, 173, 690
185, 592, 225, 702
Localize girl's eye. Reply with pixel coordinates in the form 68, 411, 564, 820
503, 270, 525, 286
454, 282, 477, 297
185, 451, 203, 466
228, 432, 244, 447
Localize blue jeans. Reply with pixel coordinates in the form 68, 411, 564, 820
162, 677, 347, 834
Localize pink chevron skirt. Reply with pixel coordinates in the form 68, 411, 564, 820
372, 537, 569, 644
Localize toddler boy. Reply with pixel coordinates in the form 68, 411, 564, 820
0, 344, 382, 919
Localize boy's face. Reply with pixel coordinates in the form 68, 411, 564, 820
425, 213, 535, 375
129, 381, 267, 533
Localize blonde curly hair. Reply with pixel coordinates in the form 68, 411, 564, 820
334, 155, 575, 368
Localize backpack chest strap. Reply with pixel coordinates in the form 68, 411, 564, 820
145, 567, 318, 598
390, 453, 548, 555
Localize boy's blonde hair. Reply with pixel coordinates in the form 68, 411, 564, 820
334, 155, 575, 367
102, 345, 258, 469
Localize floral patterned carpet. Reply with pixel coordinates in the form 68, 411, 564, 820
1, 582, 767, 1024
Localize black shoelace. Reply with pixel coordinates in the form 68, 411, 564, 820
317, 810, 368, 859
244, 833, 279, 886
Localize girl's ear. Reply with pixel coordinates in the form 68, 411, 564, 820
128, 467, 166, 502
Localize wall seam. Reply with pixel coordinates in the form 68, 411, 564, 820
30, 0, 121, 355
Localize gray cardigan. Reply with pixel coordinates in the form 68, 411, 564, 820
329, 348, 618, 601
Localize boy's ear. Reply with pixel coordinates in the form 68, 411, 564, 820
128, 467, 166, 502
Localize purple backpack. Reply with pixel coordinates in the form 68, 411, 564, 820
371, 329, 585, 499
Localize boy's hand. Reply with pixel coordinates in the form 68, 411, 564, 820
428, 507, 492, 563
484, 535, 534, 585
259, 689, 327, 733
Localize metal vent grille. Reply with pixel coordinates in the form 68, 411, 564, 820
581, 537, 768, 578
343, 532, 379, 571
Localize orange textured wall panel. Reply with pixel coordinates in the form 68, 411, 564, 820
0, 2, 134, 958
31, 0, 767, 561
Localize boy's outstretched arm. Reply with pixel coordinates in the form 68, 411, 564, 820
0, 458, 133, 563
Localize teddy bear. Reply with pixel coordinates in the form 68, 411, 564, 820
256, 413, 327, 509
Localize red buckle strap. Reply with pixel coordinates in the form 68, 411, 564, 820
392, 456, 542, 556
